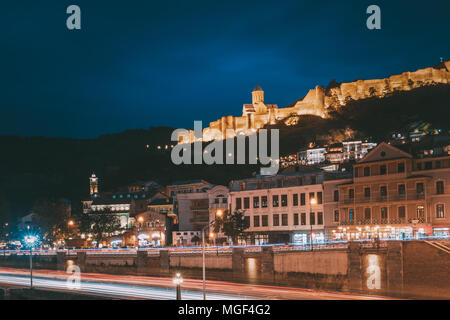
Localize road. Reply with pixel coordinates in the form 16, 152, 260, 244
0, 267, 395, 300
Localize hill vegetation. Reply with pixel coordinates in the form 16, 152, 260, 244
0, 84, 449, 220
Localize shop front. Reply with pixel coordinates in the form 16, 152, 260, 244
331, 224, 431, 241
292, 231, 325, 245
433, 227, 450, 238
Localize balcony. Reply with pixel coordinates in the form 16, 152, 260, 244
339, 217, 426, 226
209, 203, 228, 209
339, 193, 426, 205
190, 205, 209, 211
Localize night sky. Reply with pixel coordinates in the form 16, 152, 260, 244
1, 0, 449, 138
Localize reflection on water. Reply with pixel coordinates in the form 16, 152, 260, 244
245, 258, 259, 282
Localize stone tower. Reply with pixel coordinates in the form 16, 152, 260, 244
89, 173, 98, 195
252, 84, 264, 104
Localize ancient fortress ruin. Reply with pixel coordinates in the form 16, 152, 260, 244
180, 61, 450, 143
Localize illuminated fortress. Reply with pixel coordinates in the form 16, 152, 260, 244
180, 61, 450, 143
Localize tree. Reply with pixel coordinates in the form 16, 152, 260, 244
213, 210, 250, 244
191, 235, 201, 245
77, 210, 123, 247
32, 198, 71, 244
0, 194, 13, 242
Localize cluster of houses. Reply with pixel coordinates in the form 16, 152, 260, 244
80, 137, 450, 247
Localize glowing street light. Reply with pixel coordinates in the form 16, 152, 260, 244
138, 216, 144, 223
310, 197, 317, 251
24, 235, 39, 289
68, 219, 74, 226
173, 273, 183, 300
201, 209, 224, 300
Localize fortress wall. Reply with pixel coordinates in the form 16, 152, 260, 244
189, 63, 450, 142
235, 116, 249, 132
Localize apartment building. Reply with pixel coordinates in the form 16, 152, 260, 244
229, 171, 327, 245
328, 142, 450, 240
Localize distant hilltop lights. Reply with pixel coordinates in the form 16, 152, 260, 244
176, 61, 450, 144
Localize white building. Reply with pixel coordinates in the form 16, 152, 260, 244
297, 148, 326, 165
342, 141, 377, 161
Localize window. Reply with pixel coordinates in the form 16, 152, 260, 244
317, 212, 323, 225
380, 186, 387, 197
273, 214, 280, 226
310, 212, 315, 225
364, 208, 371, 220
261, 196, 268, 208
424, 162, 432, 170
282, 214, 288, 226
244, 216, 250, 227
416, 206, 424, 218
262, 215, 268, 226
354, 167, 359, 177
436, 204, 445, 218
417, 163, 422, 170
436, 181, 444, 194
334, 210, 339, 222
281, 195, 288, 207
398, 184, 406, 196
272, 195, 279, 207
364, 187, 371, 198
243, 197, 250, 209
310, 176, 316, 184
398, 162, 405, 173
300, 193, 306, 206
223, 198, 227, 204
349, 209, 354, 221
277, 179, 283, 188
253, 216, 260, 227
364, 167, 370, 176
253, 196, 259, 208
398, 206, 406, 219
317, 192, 323, 204
236, 198, 242, 210
381, 207, 388, 219
380, 164, 387, 175
293, 194, 298, 206
293, 213, 299, 225
349, 189, 354, 199
301, 213, 306, 225
334, 190, 339, 202
436, 161, 441, 169
416, 183, 424, 195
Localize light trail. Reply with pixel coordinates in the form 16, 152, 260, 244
0, 273, 244, 300
0, 268, 397, 300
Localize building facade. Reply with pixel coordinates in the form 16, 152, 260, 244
229, 172, 327, 245
328, 143, 450, 240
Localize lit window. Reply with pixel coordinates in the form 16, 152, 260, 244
436, 204, 445, 218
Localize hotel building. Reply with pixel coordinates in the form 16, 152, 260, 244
329, 142, 450, 240
228, 171, 328, 245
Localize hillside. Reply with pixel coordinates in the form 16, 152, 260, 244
0, 84, 449, 219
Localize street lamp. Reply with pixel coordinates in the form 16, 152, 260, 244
24, 235, 39, 289
201, 209, 223, 300
173, 272, 183, 300
310, 197, 317, 251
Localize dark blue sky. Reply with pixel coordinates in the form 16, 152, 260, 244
1, 0, 449, 138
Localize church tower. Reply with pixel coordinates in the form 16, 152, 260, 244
252, 84, 264, 104
89, 173, 98, 195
